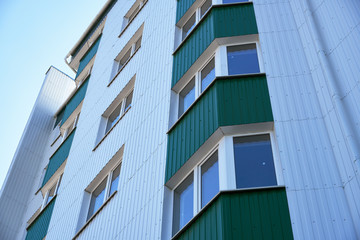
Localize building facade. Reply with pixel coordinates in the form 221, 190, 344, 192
1, 0, 359, 239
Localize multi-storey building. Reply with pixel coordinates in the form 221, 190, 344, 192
1, 0, 359, 239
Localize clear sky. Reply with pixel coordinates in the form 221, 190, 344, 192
0, 0, 108, 190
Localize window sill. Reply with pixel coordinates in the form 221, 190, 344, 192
118, 0, 148, 38
171, 185, 284, 239
93, 106, 131, 152
108, 47, 141, 87
48, 127, 76, 160
73, 191, 117, 240
174, 1, 253, 55
50, 134, 61, 147
167, 73, 266, 134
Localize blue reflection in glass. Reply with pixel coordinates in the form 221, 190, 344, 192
223, 0, 248, 3
233, 135, 277, 189
227, 44, 260, 75
201, 58, 215, 92
201, 152, 219, 207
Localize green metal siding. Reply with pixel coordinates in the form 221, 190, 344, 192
173, 188, 293, 240
61, 76, 89, 126
76, 35, 101, 78
25, 197, 56, 240
176, 0, 196, 23
166, 75, 273, 182
172, 3, 258, 87
42, 130, 76, 187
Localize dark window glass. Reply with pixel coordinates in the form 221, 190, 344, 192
227, 44, 260, 75
173, 173, 193, 235
200, 0, 212, 17
124, 90, 133, 112
182, 13, 196, 40
201, 58, 215, 92
201, 151, 219, 207
179, 78, 195, 117
233, 134, 277, 189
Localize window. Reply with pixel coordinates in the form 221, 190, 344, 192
111, 24, 144, 85
233, 134, 277, 189
42, 174, 62, 209
180, 0, 212, 41
120, 0, 147, 34
178, 57, 215, 117
117, 36, 142, 72
227, 43, 260, 75
87, 163, 121, 221
105, 89, 133, 134
172, 151, 219, 235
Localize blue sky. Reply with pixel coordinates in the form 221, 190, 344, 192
0, 0, 107, 190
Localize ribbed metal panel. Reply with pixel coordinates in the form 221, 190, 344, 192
61, 77, 89, 126
174, 187, 293, 240
76, 36, 102, 78
25, 197, 56, 240
175, 0, 196, 23
166, 74, 273, 182
42, 130, 76, 187
172, 3, 258, 87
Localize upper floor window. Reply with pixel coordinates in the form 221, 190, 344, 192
178, 57, 215, 117
42, 174, 62, 209
171, 132, 279, 236
120, 0, 148, 35
181, 0, 211, 41
174, 40, 262, 121
173, 150, 219, 235
87, 163, 121, 221
117, 36, 142, 73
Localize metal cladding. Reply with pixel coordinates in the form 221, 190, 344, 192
25, 197, 56, 240
173, 187, 293, 240
172, 3, 258, 87
166, 74, 273, 182
76, 36, 102, 78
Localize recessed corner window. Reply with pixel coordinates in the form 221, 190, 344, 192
200, 0, 212, 17
233, 134, 277, 189
173, 173, 194, 235
124, 90, 133, 112
227, 44, 260, 75
179, 78, 195, 117
109, 163, 121, 196
201, 151, 219, 208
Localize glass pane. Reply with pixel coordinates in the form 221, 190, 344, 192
201, 58, 215, 92
87, 177, 108, 220
106, 103, 122, 133
109, 164, 121, 196
182, 13, 196, 40
227, 44, 260, 75
135, 37, 142, 51
223, 0, 248, 3
201, 151, 219, 208
46, 184, 56, 204
200, 0, 212, 17
233, 134, 277, 189
119, 48, 132, 70
179, 78, 195, 117
173, 173, 193, 235
124, 90, 133, 112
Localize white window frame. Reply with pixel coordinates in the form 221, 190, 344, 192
175, 40, 263, 121
104, 88, 134, 135
120, 0, 148, 34
178, 55, 216, 118
87, 162, 121, 221
172, 146, 219, 235
171, 131, 283, 236
41, 174, 62, 210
